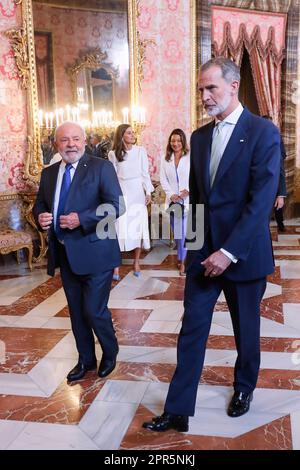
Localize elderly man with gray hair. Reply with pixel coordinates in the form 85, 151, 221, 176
33, 121, 125, 382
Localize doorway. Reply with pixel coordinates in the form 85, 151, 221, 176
239, 49, 260, 116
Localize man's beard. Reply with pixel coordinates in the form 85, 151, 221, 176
61, 149, 84, 163
205, 94, 232, 117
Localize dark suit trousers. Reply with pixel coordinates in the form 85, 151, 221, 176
58, 243, 118, 365
274, 207, 284, 226
164, 262, 266, 416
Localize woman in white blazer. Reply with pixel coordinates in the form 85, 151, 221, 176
160, 129, 190, 275
109, 124, 153, 280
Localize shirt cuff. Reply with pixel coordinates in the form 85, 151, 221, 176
220, 248, 238, 264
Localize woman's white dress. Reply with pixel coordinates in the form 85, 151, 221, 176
108, 145, 154, 251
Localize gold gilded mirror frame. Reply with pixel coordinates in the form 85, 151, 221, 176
5, 0, 140, 187
5, 0, 42, 187
67, 49, 119, 119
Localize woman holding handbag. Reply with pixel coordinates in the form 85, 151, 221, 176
160, 129, 190, 276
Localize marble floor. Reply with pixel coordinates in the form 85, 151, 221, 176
0, 221, 300, 450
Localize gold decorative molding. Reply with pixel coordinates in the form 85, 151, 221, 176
4, 1, 28, 89
68, 48, 108, 77
67, 48, 119, 112
0, 194, 20, 201
136, 32, 155, 92
128, 0, 139, 106
3, 28, 29, 88
20, 193, 48, 262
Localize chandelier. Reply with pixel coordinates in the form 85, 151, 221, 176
37, 103, 147, 141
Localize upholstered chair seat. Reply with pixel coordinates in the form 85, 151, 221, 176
0, 229, 33, 270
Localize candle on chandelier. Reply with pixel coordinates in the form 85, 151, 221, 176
59, 108, 64, 123
71, 107, 77, 122
66, 104, 71, 121
122, 107, 129, 124
55, 109, 59, 126
49, 112, 54, 129
38, 110, 43, 127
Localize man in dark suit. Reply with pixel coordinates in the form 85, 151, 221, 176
262, 116, 287, 232
143, 57, 281, 432
33, 121, 125, 382
91, 133, 104, 159
274, 137, 287, 231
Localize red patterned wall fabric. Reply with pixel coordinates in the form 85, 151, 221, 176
0, 0, 28, 194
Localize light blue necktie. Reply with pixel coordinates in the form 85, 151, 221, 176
55, 163, 73, 240
209, 121, 226, 187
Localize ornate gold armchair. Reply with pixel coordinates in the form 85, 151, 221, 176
0, 229, 33, 270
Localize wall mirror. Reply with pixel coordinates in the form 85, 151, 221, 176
7, 0, 139, 185
32, 0, 129, 122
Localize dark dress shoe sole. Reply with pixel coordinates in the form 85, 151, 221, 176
142, 417, 189, 433
142, 422, 189, 432
227, 408, 250, 418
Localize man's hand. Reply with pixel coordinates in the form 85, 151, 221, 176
145, 194, 152, 205
201, 250, 232, 277
38, 212, 53, 230
179, 189, 189, 199
274, 196, 285, 210
59, 212, 80, 230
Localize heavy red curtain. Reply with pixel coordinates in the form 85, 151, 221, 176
212, 6, 287, 126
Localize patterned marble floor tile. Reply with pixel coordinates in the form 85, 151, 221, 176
0, 327, 68, 373
120, 404, 292, 450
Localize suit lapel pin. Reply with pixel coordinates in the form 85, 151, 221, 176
240, 139, 245, 143
84, 164, 87, 167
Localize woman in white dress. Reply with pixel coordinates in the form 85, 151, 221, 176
108, 124, 154, 279
160, 129, 190, 275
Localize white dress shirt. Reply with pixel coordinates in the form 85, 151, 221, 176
53, 160, 79, 230
213, 103, 244, 264
213, 102, 244, 154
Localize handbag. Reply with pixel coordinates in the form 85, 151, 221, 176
167, 200, 185, 218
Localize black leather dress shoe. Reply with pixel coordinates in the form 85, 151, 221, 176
227, 391, 253, 417
67, 362, 97, 382
98, 357, 117, 378
142, 412, 189, 432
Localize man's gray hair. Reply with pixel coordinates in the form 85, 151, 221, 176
54, 121, 86, 140
200, 57, 240, 82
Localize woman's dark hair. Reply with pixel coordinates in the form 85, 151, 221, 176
112, 124, 131, 162
165, 128, 189, 162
